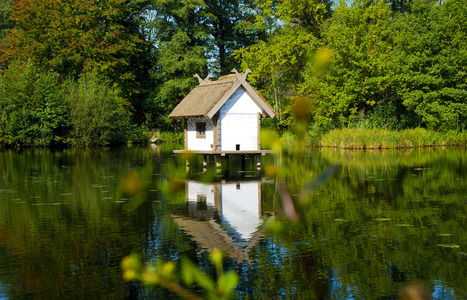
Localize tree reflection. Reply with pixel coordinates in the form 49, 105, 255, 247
267, 147, 467, 298
0, 146, 466, 299
0, 147, 162, 298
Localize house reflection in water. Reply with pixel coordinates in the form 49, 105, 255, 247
172, 179, 264, 262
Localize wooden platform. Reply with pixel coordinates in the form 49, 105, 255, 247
173, 149, 274, 169
173, 150, 273, 156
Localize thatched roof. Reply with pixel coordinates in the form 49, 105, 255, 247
169, 70, 276, 119
172, 215, 264, 262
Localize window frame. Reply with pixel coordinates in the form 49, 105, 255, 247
196, 122, 206, 139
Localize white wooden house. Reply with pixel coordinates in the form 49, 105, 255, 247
169, 69, 276, 152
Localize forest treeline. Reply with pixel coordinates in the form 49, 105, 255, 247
0, 0, 465, 146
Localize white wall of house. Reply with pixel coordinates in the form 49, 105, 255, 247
220, 87, 261, 151
186, 117, 214, 151
187, 181, 216, 217
187, 180, 262, 241
187, 181, 215, 206
221, 182, 262, 240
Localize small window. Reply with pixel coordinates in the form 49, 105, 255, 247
196, 122, 206, 139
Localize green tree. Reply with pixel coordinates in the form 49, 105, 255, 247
0, 62, 68, 146
144, 0, 208, 130
65, 72, 133, 146
143, 0, 264, 130
238, 0, 466, 133
274, 0, 332, 37
0, 0, 151, 119
302, 0, 401, 128
394, 0, 467, 131
236, 0, 332, 129
204, 0, 263, 74
237, 26, 317, 129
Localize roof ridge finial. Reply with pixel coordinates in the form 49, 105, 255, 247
231, 68, 252, 82
194, 74, 203, 84
243, 69, 252, 80
194, 73, 213, 84
204, 74, 213, 82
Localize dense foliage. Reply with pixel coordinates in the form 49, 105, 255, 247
238, 0, 466, 133
0, 0, 465, 146
0, 62, 148, 146
0, 62, 68, 146
65, 72, 136, 146
0, 0, 11, 45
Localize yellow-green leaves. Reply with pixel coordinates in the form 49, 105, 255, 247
216, 271, 239, 297
182, 251, 239, 300
122, 249, 239, 300
182, 257, 216, 292
121, 253, 143, 282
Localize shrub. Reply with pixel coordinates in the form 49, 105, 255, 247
0, 62, 68, 146
307, 121, 336, 147
65, 72, 133, 146
158, 131, 184, 144
127, 126, 153, 144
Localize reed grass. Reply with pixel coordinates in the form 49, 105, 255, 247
320, 128, 467, 149
159, 131, 184, 144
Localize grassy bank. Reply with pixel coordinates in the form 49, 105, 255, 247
319, 128, 467, 149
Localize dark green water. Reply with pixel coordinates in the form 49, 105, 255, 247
0, 146, 466, 299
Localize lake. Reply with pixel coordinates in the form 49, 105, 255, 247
0, 146, 466, 299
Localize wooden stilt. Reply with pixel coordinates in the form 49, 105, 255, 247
215, 155, 222, 168
223, 155, 229, 177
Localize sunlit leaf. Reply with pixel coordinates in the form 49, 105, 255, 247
121, 253, 142, 281
141, 267, 160, 285
217, 271, 239, 296
265, 218, 284, 233
157, 261, 174, 280
182, 257, 215, 292
210, 249, 223, 273
123, 171, 143, 196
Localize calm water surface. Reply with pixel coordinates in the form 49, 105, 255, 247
0, 146, 466, 299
